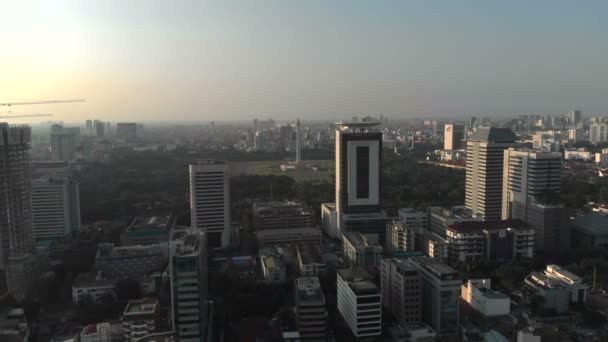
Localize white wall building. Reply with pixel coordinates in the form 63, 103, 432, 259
465, 127, 517, 221
544, 264, 589, 305
80, 323, 112, 342
337, 267, 381, 338
461, 279, 510, 317
189, 159, 230, 248
342, 231, 383, 268
398, 208, 428, 230
72, 272, 116, 303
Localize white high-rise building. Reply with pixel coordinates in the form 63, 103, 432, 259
50, 124, 77, 161
502, 148, 562, 221
465, 127, 517, 221
444, 124, 464, 150
31, 174, 81, 241
337, 267, 381, 338
189, 159, 230, 248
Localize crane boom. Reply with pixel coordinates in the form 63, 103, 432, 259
0, 99, 85, 107
0, 114, 54, 119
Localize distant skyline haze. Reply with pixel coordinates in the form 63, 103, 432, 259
1, 0, 607, 123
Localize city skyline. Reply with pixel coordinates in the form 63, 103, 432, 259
2, 0, 608, 123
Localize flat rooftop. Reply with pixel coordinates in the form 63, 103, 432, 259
297, 244, 323, 265
124, 297, 159, 316
296, 277, 325, 303
447, 219, 532, 233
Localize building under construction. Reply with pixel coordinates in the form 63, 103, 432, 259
0, 123, 36, 299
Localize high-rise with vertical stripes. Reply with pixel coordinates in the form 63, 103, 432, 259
189, 159, 230, 248
465, 127, 516, 221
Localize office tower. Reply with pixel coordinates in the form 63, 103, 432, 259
465, 127, 517, 220
335, 121, 388, 240
406, 257, 460, 335
0, 123, 35, 299
170, 229, 209, 342
296, 119, 301, 163
31, 173, 81, 241
189, 159, 230, 248
336, 267, 381, 339
569, 109, 582, 126
444, 124, 464, 150
526, 199, 570, 251
116, 122, 138, 142
50, 124, 77, 161
295, 277, 327, 341
381, 258, 421, 326
94, 120, 105, 138
502, 148, 561, 221
590, 123, 608, 144
386, 221, 416, 255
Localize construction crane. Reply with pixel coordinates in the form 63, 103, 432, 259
0, 112, 54, 119
0, 99, 85, 107
0, 98, 84, 118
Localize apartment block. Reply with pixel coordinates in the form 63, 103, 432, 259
122, 297, 161, 341
381, 258, 422, 326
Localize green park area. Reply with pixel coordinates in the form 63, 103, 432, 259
230, 160, 334, 183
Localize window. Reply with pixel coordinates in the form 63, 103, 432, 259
356, 146, 370, 198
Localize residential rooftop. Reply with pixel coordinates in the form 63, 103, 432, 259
296, 277, 325, 304
297, 244, 323, 265
123, 297, 159, 316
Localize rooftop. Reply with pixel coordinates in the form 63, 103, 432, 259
81, 323, 111, 336
297, 244, 323, 265
343, 231, 382, 250
123, 297, 159, 316
573, 213, 608, 235
127, 215, 174, 232
296, 277, 325, 304
468, 127, 516, 143
447, 219, 532, 233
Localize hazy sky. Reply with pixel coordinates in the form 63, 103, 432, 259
1, 0, 607, 123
